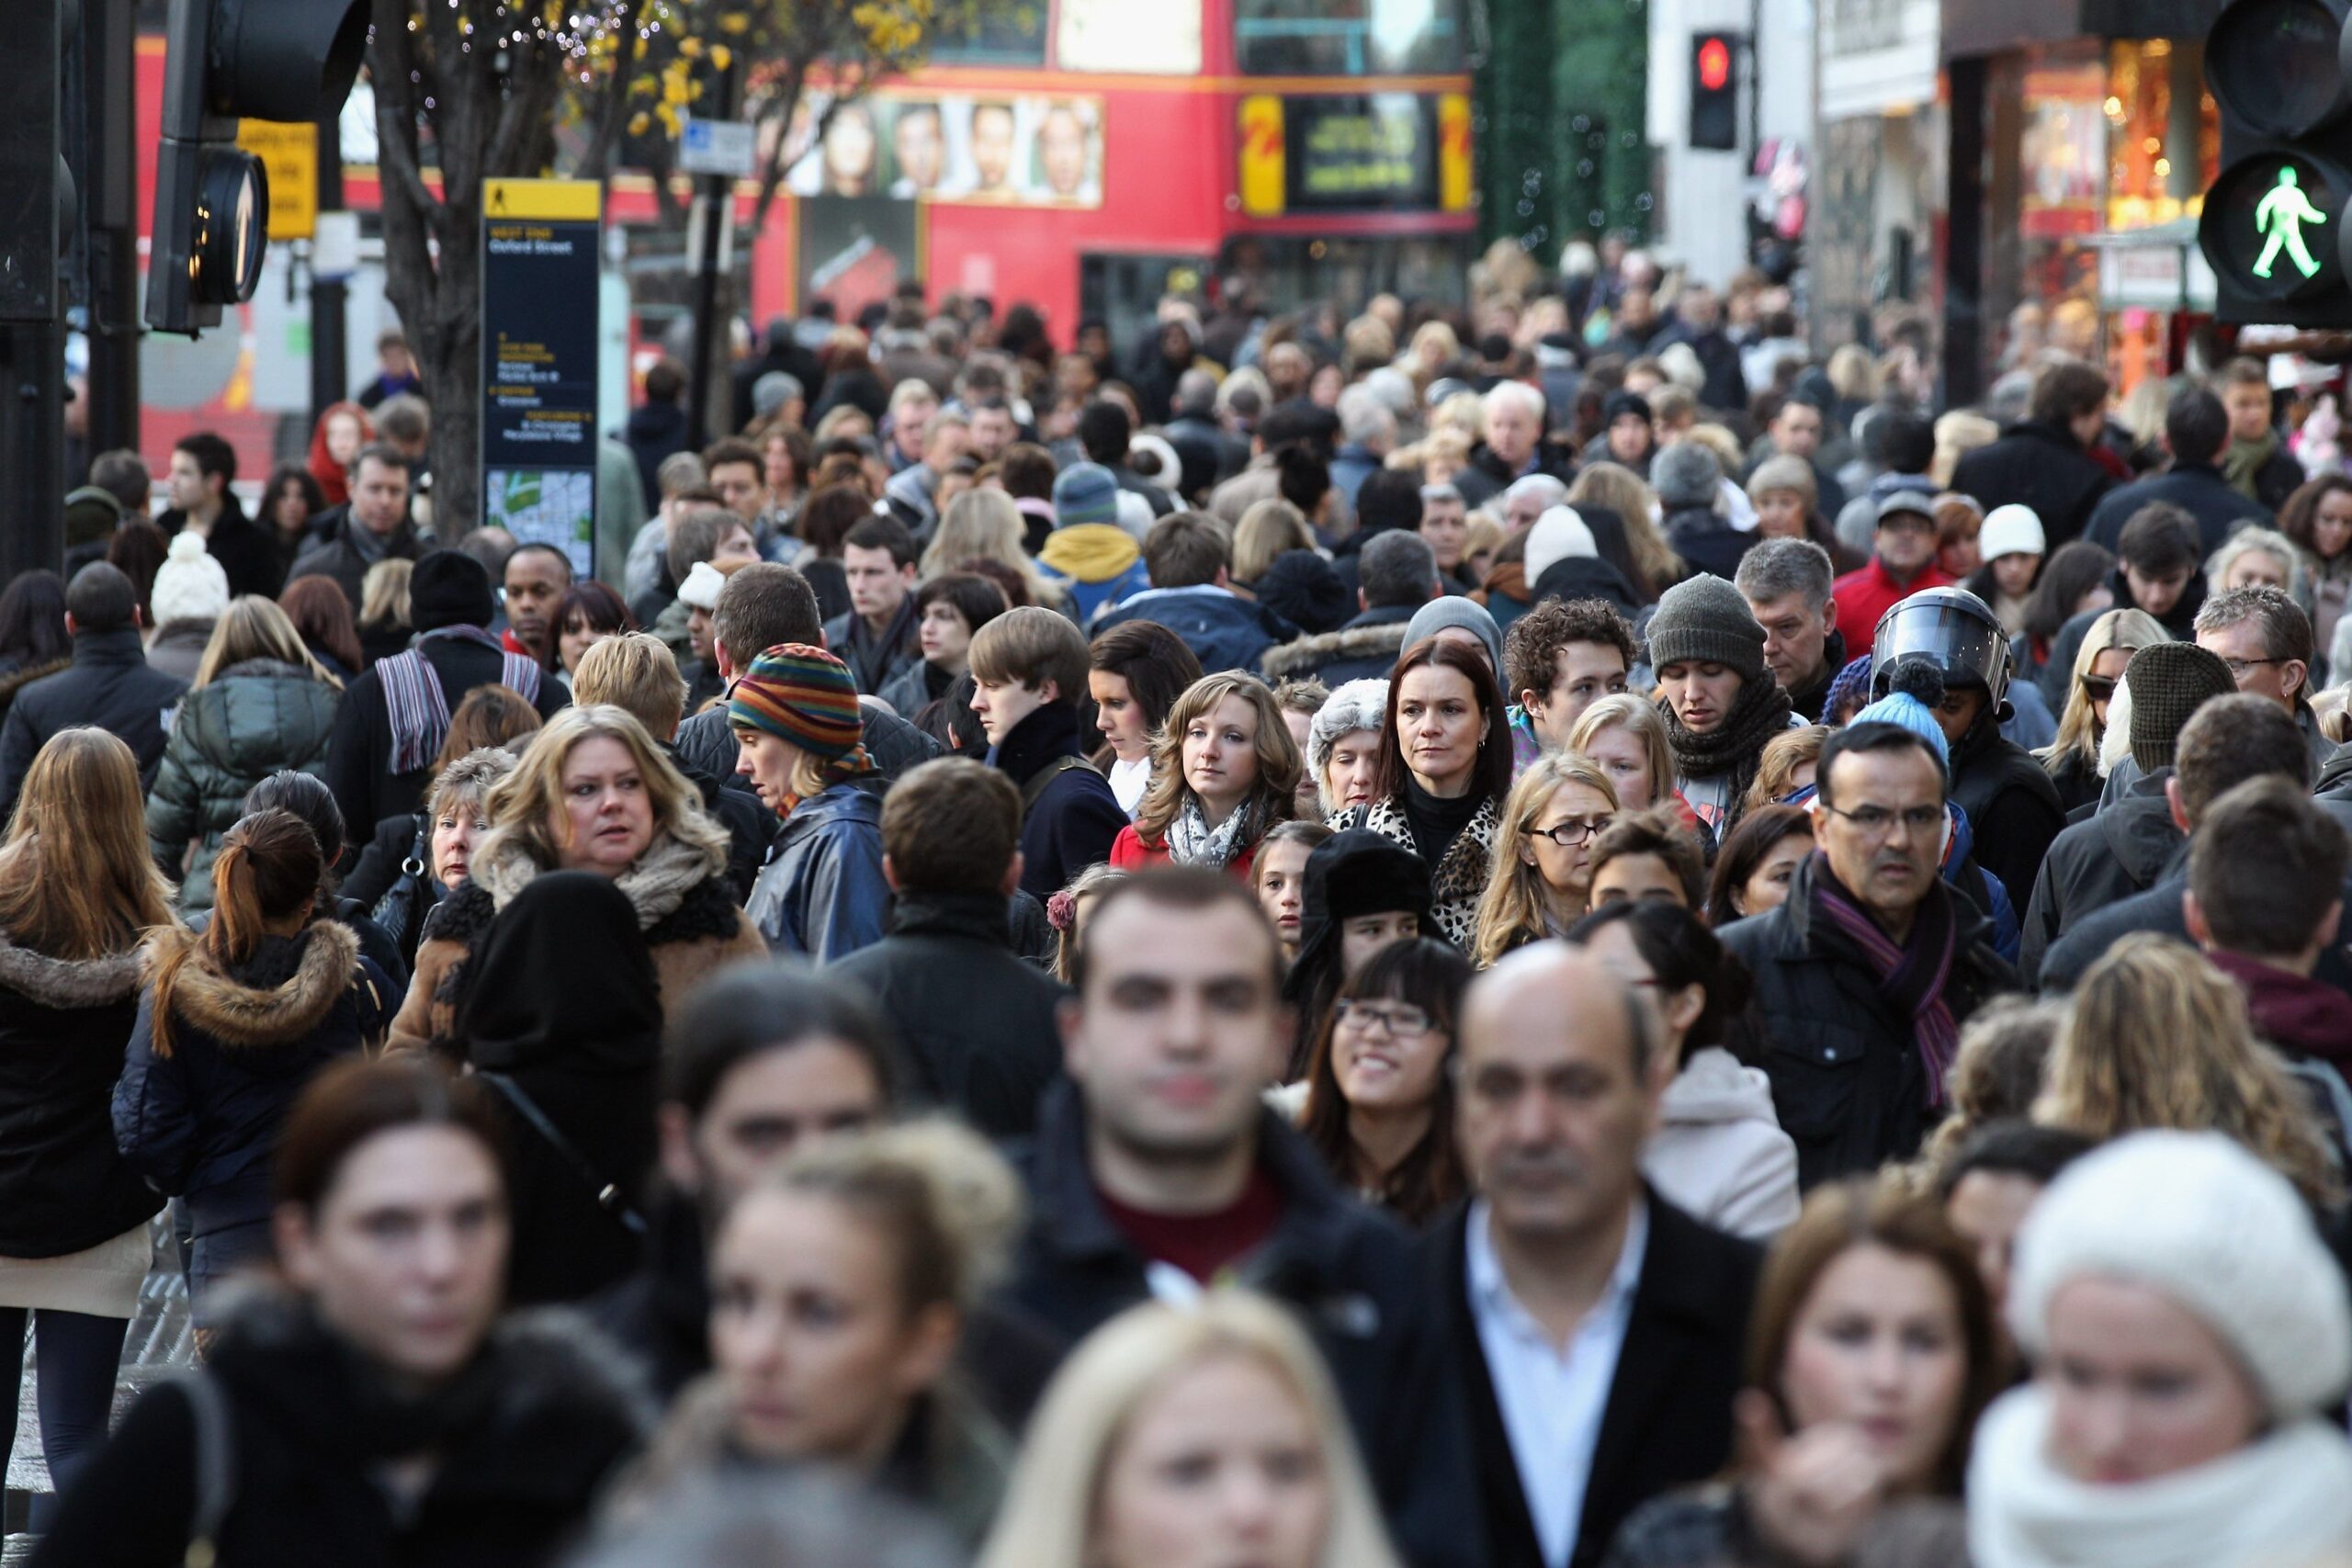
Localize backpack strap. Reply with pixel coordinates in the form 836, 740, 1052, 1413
475, 1069, 647, 1235
1020, 754, 1098, 815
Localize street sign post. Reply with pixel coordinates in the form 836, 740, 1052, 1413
679, 117, 757, 179
480, 178, 602, 580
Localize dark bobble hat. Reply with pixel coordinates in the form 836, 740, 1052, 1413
2126, 641, 2239, 773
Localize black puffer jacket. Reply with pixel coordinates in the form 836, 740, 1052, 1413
0, 628, 187, 818
1950, 716, 2068, 910
2018, 769, 2184, 985
32, 1293, 648, 1568
1717, 856, 2018, 1188
1948, 419, 2117, 548
0, 930, 162, 1258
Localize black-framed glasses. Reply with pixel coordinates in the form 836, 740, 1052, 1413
2219, 656, 2285, 679
2079, 674, 2116, 702
1334, 999, 1435, 1037
1819, 803, 1944, 839
1529, 815, 1611, 848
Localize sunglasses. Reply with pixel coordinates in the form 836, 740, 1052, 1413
2080, 675, 2117, 702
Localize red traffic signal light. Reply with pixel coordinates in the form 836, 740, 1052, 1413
1698, 36, 1732, 93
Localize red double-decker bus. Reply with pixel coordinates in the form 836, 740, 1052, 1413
134, 0, 1476, 474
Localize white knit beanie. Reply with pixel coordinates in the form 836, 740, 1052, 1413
150, 531, 231, 625
2008, 1130, 2352, 1422
1522, 505, 1598, 585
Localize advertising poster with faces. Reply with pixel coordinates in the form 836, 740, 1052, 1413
780, 93, 1104, 207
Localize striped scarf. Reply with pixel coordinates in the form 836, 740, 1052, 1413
379, 626, 543, 773
1805, 851, 1962, 1107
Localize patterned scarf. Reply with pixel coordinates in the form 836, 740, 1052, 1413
1163, 795, 1258, 870
379, 626, 544, 773
1805, 851, 1962, 1106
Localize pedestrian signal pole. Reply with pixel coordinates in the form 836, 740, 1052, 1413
2199, 0, 2352, 325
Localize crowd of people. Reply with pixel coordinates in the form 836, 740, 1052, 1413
3, 249, 2352, 1567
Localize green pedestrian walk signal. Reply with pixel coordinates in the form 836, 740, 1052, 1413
2254, 165, 2329, 279
2199, 0, 2352, 325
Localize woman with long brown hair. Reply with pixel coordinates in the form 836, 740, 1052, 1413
115, 807, 392, 1325
1110, 671, 1300, 877
0, 729, 178, 1529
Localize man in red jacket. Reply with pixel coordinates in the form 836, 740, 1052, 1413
1832, 486, 1954, 648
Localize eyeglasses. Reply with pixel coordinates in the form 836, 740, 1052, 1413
1334, 1000, 1434, 1037
1819, 803, 1944, 840
2218, 656, 2285, 680
1529, 815, 1611, 848
2079, 674, 2117, 702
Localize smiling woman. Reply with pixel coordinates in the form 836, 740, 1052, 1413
1113, 673, 1301, 877
1296, 937, 1472, 1227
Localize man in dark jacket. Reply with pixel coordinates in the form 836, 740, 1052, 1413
2040, 694, 2352, 992
2084, 387, 2271, 558
286, 446, 425, 612
820, 513, 923, 695
1456, 380, 1579, 507
1004, 870, 1475, 1568
829, 759, 1067, 1139
729, 316, 826, 434
1091, 511, 1290, 674
321, 550, 565, 856
1429, 941, 1759, 1568
1720, 723, 2018, 1185
1949, 359, 2117, 547
2041, 505, 2209, 693
673, 563, 943, 795
2188, 780, 2352, 1140
2220, 356, 2306, 513
0, 563, 187, 816
969, 607, 1126, 901
626, 357, 695, 514
1736, 538, 1849, 720
1260, 530, 1439, 686
1653, 440, 1753, 582
155, 432, 281, 601
2019, 643, 2235, 982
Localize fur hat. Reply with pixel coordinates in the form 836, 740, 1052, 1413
2009, 1130, 2352, 1422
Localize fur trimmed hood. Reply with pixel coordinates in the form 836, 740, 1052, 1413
0, 929, 146, 1010
1260, 619, 1413, 682
146, 920, 359, 1052
0, 655, 71, 708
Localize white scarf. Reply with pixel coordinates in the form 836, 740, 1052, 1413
1163, 795, 1255, 870
1968, 1384, 2352, 1568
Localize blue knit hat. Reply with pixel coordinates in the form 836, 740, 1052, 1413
1052, 463, 1120, 528
1850, 655, 1951, 771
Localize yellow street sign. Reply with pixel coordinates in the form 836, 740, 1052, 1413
483, 179, 603, 222
235, 119, 317, 241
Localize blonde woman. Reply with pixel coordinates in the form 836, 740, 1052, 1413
2035, 932, 2338, 1210
1234, 499, 1318, 588
1472, 752, 1619, 966
920, 489, 1059, 610
1567, 692, 1698, 829
976, 1293, 1405, 1568
2033, 607, 2165, 814
389, 705, 761, 1052
2208, 525, 2312, 610
145, 597, 344, 911
1567, 461, 1682, 601
356, 556, 413, 664
1743, 723, 1832, 816
1111, 671, 1301, 877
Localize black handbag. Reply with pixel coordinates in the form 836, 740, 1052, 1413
370, 814, 433, 954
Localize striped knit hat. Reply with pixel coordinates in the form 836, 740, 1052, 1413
729, 644, 872, 772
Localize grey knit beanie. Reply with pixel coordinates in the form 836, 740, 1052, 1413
1652, 441, 1723, 510
1645, 573, 1766, 682
1404, 595, 1505, 675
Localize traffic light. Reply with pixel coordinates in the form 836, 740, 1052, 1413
0, 0, 72, 324
1689, 32, 1739, 152
2199, 0, 2352, 326
145, 0, 367, 334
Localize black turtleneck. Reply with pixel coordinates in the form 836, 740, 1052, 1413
989, 701, 1086, 785
1399, 772, 1484, 868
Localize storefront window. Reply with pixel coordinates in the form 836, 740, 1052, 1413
1235, 0, 1464, 76
2104, 38, 2218, 232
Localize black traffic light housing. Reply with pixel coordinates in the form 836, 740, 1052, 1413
1689, 31, 1740, 152
2200, 0, 2352, 326
145, 0, 368, 335
0, 0, 76, 325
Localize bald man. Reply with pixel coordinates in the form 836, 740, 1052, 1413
1421, 943, 1761, 1568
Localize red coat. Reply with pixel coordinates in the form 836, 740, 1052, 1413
1109, 822, 1261, 881
1831, 557, 1956, 650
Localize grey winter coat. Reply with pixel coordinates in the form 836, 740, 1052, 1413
145, 660, 339, 912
